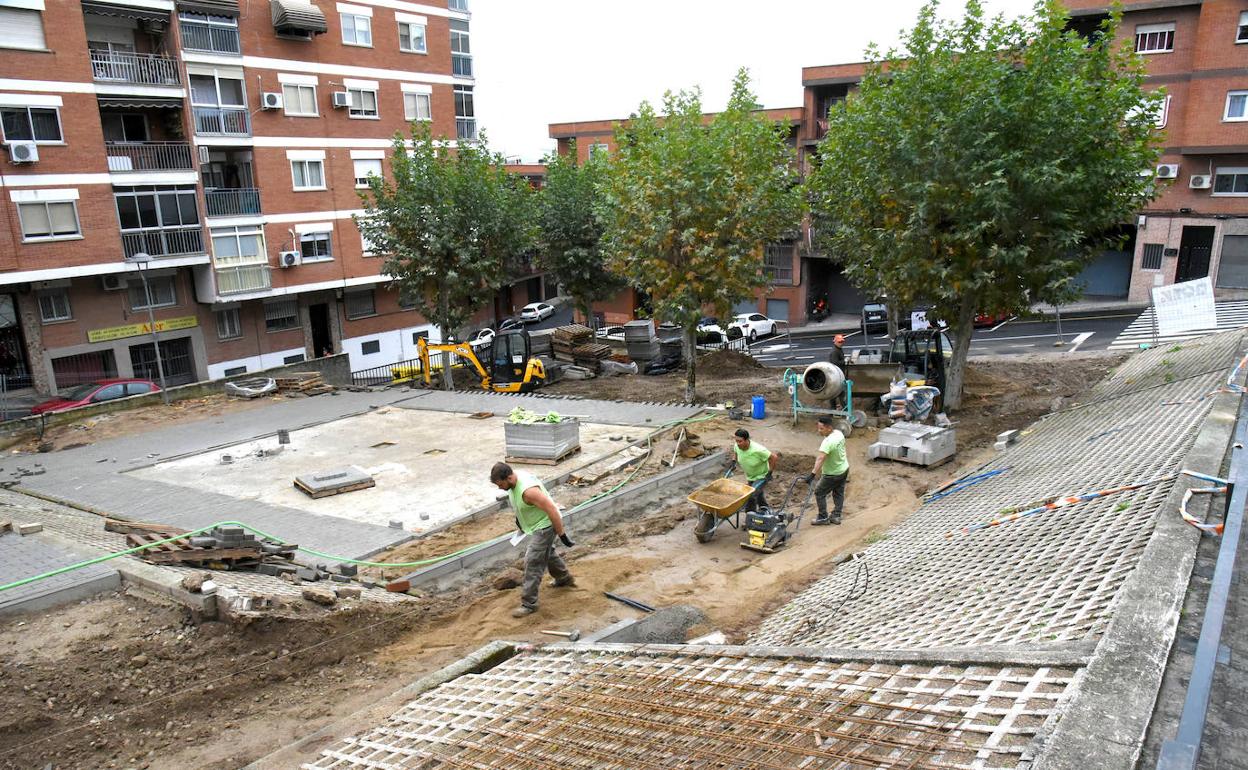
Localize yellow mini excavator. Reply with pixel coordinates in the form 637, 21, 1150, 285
416, 329, 546, 393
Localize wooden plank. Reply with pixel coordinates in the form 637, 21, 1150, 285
106, 519, 188, 536
293, 477, 376, 499
504, 446, 582, 467
141, 546, 263, 565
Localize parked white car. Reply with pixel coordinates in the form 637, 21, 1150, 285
520, 302, 555, 323
728, 313, 778, 341
467, 328, 495, 348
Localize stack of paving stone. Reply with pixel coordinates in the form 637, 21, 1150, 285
528, 329, 554, 357
552, 324, 594, 362
624, 320, 660, 363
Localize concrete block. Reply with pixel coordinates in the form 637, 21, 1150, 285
336, 564, 358, 577
256, 563, 282, 576
301, 587, 337, 606
335, 586, 362, 599
0, 520, 10, 535
329, 574, 351, 583
296, 567, 320, 582
996, 429, 1020, 445
16, 522, 42, 535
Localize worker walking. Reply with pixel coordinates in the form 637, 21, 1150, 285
490, 462, 576, 617
827, 334, 846, 369
805, 415, 849, 525
732, 428, 777, 511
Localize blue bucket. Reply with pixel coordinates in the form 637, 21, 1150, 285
751, 395, 766, 419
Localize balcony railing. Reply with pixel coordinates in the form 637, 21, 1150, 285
90, 51, 180, 87
105, 142, 194, 172
215, 264, 271, 295
205, 188, 261, 217
193, 106, 250, 136
121, 226, 204, 258
180, 21, 241, 55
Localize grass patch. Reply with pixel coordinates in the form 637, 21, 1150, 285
1114, 501, 1131, 512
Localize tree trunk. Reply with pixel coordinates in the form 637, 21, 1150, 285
887, 304, 901, 340
438, 286, 454, 391
943, 294, 977, 411
683, 325, 697, 403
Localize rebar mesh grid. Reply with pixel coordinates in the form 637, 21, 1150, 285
308, 648, 1079, 770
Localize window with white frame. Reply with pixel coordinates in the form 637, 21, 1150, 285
0, 7, 46, 51
360, 224, 379, 257
1153, 94, 1171, 128
37, 289, 71, 323
588, 143, 609, 158
398, 19, 426, 53
264, 299, 299, 332
1, 106, 61, 143
299, 231, 332, 261
340, 12, 372, 46
1214, 167, 1248, 195
1135, 22, 1174, 53
290, 159, 325, 190
348, 87, 378, 118
403, 92, 431, 121
1225, 91, 1248, 121
216, 307, 242, 339
282, 83, 317, 116
450, 19, 471, 77
353, 158, 381, 188
448, 0, 467, 10
455, 85, 476, 140
128, 276, 177, 310
361, 339, 381, 355
345, 289, 376, 319
1238, 11, 1248, 43
17, 200, 79, 241
211, 224, 266, 266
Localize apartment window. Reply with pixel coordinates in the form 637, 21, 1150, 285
1135, 22, 1174, 54
345, 289, 376, 319
450, 20, 472, 77
128, 276, 177, 310
348, 88, 378, 118
1153, 94, 1171, 129
588, 143, 609, 158
764, 244, 794, 284
361, 339, 381, 355
353, 158, 382, 188
0, 107, 61, 143
1217, 235, 1248, 288
224, 365, 247, 376
299, 231, 333, 261
1141, 243, 1164, 270
114, 185, 200, 233
412, 330, 429, 344
448, 0, 468, 10
454, 86, 476, 140
211, 224, 266, 265
1225, 91, 1248, 122
189, 72, 248, 135
1239, 11, 1248, 43
360, 226, 379, 257
17, 201, 80, 241
283, 353, 305, 364
1213, 167, 1248, 195
403, 92, 431, 121
398, 20, 426, 53
340, 12, 372, 47
37, 290, 71, 323
0, 7, 46, 51
282, 83, 317, 116
264, 299, 299, 332
290, 159, 325, 190
178, 12, 240, 55
216, 307, 242, 339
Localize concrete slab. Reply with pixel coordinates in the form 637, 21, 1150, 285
128, 408, 649, 533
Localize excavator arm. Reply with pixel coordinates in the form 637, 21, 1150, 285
416, 336, 493, 389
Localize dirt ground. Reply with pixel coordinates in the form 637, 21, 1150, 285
0, 350, 1124, 769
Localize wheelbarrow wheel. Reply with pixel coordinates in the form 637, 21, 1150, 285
850, 409, 868, 428
694, 511, 719, 544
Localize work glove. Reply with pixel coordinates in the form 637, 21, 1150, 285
559, 533, 575, 548
803, 473, 816, 484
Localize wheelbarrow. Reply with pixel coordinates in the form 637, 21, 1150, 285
689, 474, 758, 544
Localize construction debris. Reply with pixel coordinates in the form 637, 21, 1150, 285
0, 520, 10, 536
551, 324, 594, 362
302, 587, 337, 606
126, 525, 297, 569
16, 522, 42, 535
274, 372, 335, 396
868, 422, 956, 467
225, 377, 277, 399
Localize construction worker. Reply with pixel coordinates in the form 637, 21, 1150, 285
828, 334, 846, 370
732, 428, 777, 511
805, 415, 849, 525
490, 462, 576, 617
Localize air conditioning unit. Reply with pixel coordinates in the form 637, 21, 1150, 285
100, 274, 127, 291
332, 91, 350, 109
7, 141, 38, 164
278, 250, 301, 268
197, 145, 211, 165
1156, 163, 1180, 179
261, 91, 283, 110
1190, 174, 1213, 190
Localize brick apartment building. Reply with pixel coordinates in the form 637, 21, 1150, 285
0, 0, 547, 401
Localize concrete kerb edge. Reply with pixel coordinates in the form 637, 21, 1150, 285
395, 450, 731, 591
1032, 378, 1243, 770
240, 640, 519, 770
0, 568, 120, 618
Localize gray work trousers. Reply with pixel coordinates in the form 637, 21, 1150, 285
814, 470, 849, 518
521, 526, 571, 609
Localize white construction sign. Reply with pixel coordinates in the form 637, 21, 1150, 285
1152, 277, 1218, 337
910, 310, 931, 330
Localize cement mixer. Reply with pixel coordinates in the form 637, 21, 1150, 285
782, 362, 868, 433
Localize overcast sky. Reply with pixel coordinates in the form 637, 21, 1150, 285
471, 0, 1039, 162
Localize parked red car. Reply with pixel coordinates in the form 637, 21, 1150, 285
973, 311, 1012, 328
30, 379, 160, 415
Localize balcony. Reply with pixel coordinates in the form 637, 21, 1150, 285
121, 226, 205, 258
215, 264, 271, 294
193, 106, 250, 137
205, 188, 261, 217
90, 51, 180, 87
106, 142, 194, 173
179, 20, 241, 55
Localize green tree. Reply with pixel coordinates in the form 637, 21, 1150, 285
537, 143, 624, 325
356, 124, 536, 388
807, 0, 1161, 409
598, 69, 804, 402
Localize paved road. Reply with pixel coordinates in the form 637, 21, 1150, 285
748, 310, 1139, 368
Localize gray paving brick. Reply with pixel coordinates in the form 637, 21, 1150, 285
0, 531, 118, 615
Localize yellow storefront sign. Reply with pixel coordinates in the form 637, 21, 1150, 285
87, 315, 198, 343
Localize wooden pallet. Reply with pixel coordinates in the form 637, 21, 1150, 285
125, 533, 262, 566
293, 476, 376, 499
105, 519, 188, 536
504, 445, 582, 466
274, 372, 326, 392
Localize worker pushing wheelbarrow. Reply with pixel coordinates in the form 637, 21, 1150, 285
690, 468, 814, 553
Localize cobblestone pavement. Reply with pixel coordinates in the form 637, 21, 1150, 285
0, 526, 118, 615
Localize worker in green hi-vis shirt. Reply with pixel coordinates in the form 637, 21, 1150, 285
732, 428, 777, 511
490, 462, 576, 618
804, 415, 849, 525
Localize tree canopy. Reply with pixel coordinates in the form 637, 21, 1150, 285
807, 0, 1161, 408
598, 69, 804, 401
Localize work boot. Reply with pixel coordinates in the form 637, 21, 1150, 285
511, 605, 536, 618
811, 516, 831, 526
831, 513, 842, 525
550, 577, 577, 588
